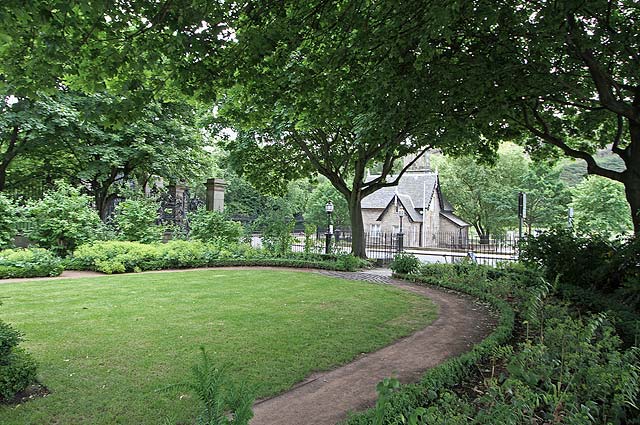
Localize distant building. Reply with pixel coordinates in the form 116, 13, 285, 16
361, 154, 469, 247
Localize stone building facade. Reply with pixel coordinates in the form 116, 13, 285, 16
361, 155, 469, 248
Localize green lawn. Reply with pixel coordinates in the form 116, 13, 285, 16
0, 269, 436, 425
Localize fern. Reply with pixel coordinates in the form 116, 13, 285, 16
161, 347, 254, 425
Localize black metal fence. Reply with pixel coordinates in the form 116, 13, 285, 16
252, 230, 400, 263
422, 232, 519, 255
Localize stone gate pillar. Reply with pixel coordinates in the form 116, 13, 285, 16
205, 178, 227, 212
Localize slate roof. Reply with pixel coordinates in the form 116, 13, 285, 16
361, 172, 438, 210
440, 211, 470, 227
363, 171, 470, 228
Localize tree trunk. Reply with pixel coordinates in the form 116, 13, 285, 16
347, 191, 367, 258
0, 126, 20, 191
623, 170, 640, 234
0, 163, 7, 192
624, 118, 640, 234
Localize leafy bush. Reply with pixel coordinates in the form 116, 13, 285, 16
189, 209, 244, 245
520, 228, 640, 294
0, 311, 38, 401
26, 182, 104, 255
114, 198, 163, 243
0, 248, 64, 279
163, 347, 254, 425
0, 194, 17, 249
390, 253, 420, 275
261, 218, 295, 256
303, 224, 317, 254
520, 229, 640, 344
68, 241, 368, 274
335, 254, 371, 272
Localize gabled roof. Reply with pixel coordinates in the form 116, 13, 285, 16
361, 172, 438, 210
375, 194, 424, 223
440, 211, 470, 227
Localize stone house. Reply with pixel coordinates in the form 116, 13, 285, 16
361, 156, 469, 248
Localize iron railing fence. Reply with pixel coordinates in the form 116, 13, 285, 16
421, 231, 520, 255
252, 230, 400, 263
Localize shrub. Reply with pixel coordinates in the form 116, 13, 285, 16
0, 310, 38, 401
26, 182, 104, 255
189, 209, 244, 245
0, 248, 64, 279
390, 253, 420, 275
261, 218, 295, 256
0, 194, 17, 249
520, 229, 640, 344
335, 254, 371, 272
303, 224, 318, 254
519, 228, 640, 294
68, 241, 371, 274
113, 198, 163, 243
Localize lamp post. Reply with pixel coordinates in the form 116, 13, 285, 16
397, 208, 405, 252
325, 200, 334, 254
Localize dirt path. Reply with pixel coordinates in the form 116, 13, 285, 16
250, 271, 496, 425
1, 267, 496, 424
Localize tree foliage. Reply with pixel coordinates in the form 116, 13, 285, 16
571, 176, 633, 237
377, 0, 640, 232
218, 1, 495, 256
436, 145, 571, 236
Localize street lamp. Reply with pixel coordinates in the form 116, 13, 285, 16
397, 208, 405, 252
325, 200, 334, 254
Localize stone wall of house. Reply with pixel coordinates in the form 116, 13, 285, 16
440, 217, 465, 234
361, 208, 383, 232
364, 206, 422, 247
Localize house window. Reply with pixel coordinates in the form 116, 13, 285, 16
392, 225, 399, 235
369, 224, 381, 236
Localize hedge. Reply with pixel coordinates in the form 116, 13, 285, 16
68, 240, 372, 274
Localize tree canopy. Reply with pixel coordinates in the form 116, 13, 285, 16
363, 0, 640, 232
217, 1, 496, 256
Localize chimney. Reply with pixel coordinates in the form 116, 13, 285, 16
403, 151, 431, 172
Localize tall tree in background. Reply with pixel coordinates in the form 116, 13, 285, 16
436, 145, 571, 237
521, 163, 573, 234
571, 176, 633, 237
1, 91, 211, 218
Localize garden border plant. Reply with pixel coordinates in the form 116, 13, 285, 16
0, 304, 38, 402
0, 248, 64, 279
66, 240, 373, 275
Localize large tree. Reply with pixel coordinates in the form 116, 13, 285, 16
352, 0, 640, 232
218, 2, 493, 257
1, 91, 210, 218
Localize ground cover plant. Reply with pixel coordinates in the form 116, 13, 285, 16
0, 307, 38, 401
345, 257, 640, 424
0, 248, 63, 279
0, 269, 437, 424
67, 240, 371, 274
